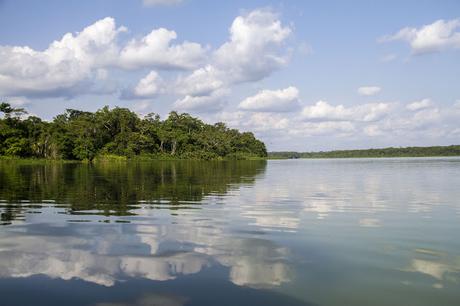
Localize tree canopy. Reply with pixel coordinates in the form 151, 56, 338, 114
0, 103, 267, 161
268, 145, 460, 159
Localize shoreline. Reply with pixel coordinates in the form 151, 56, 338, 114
0, 155, 267, 163
2, 155, 460, 163
268, 145, 460, 159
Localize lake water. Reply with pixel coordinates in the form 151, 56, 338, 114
0, 158, 459, 306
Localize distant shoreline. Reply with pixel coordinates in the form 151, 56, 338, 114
3, 145, 460, 162
268, 145, 460, 159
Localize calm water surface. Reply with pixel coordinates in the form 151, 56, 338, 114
0, 158, 459, 306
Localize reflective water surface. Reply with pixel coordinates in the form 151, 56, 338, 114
0, 158, 459, 306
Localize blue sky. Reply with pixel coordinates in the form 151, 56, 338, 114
1, 0, 459, 151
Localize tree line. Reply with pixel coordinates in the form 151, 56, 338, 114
0, 102, 267, 161
268, 145, 460, 159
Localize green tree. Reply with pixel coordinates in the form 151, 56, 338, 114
0, 103, 268, 160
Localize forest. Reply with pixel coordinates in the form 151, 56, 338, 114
269, 145, 460, 159
0, 102, 267, 161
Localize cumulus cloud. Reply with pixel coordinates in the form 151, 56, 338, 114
289, 119, 356, 138
406, 98, 432, 111
143, 0, 183, 7
301, 100, 391, 122
356, 103, 393, 122
0, 17, 126, 98
363, 102, 448, 138
301, 101, 348, 121
175, 65, 224, 97
173, 9, 292, 106
238, 86, 300, 112
357, 86, 381, 96
291, 121, 356, 136
118, 28, 207, 70
173, 90, 227, 112
411, 107, 441, 127
363, 124, 384, 137
133, 70, 165, 98
246, 113, 290, 131
380, 19, 460, 54
210, 97, 460, 147
1, 8, 295, 107
0, 16, 211, 99
213, 109, 355, 138
214, 9, 291, 83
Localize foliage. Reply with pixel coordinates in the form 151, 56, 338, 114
0, 103, 267, 161
269, 145, 460, 159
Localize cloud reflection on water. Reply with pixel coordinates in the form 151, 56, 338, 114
0, 219, 291, 288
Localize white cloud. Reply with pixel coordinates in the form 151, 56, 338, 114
0, 16, 211, 99
210, 111, 291, 135
170, 9, 293, 112
357, 86, 381, 96
118, 28, 207, 70
301, 101, 391, 122
0, 17, 126, 98
175, 9, 291, 97
131, 71, 165, 98
210, 98, 460, 146
238, 86, 300, 112
412, 107, 441, 126
143, 0, 183, 7
213, 109, 356, 138
356, 103, 393, 122
173, 90, 227, 112
290, 121, 356, 136
0, 8, 293, 107
364, 125, 383, 137
132, 100, 153, 114
212, 111, 247, 127
301, 100, 349, 121
214, 9, 291, 84
367, 106, 443, 136
380, 19, 460, 54
175, 65, 224, 96
406, 98, 432, 111
246, 113, 290, 131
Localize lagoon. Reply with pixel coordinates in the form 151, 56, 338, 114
0, 158, 459, 305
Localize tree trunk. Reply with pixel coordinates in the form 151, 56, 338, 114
171, 140, 177, 155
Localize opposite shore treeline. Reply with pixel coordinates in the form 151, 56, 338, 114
0, 103, 267, 161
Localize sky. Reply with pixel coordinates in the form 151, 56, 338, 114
0, 0, 459, 151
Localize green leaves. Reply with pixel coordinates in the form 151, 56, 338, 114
0, 104, 267, 160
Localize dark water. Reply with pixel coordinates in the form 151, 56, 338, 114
0, 158, 459, 306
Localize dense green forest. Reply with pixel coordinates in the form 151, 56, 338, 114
269, 145, 460, 159
0, 102, 267, 161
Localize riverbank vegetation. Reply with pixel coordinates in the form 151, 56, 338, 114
269, 145, 460, 159
0, 103, 267, 161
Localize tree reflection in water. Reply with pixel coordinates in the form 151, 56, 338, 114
0, 160, 310, 306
